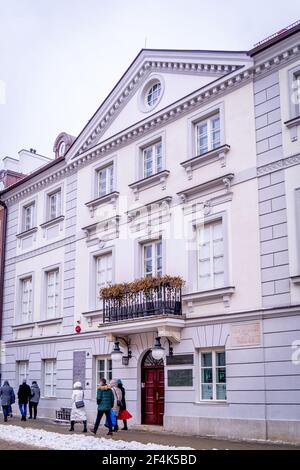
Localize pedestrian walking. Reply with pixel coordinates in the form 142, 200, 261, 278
117, 379, 132, 430
110, 379, 122, 432
17, 379, 31, 421
0, 381, 15, 422
90, 378, 114, 436
69, 381, 87, 433
29, 381, 40, 419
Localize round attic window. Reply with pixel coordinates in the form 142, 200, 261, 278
138, 75, 164, 113
58, 141, 66, 157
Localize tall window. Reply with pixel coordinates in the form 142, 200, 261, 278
46, 269, 60, 319
48, 190, 61, 220
143, 241, 162, 277
97, 165, 113, 197
200, 350, 226, 401
195, 114, 220, 155
21, 277, 33, 323
23, 203, 35, 231
96, 357, 112, 386
44, 360, 56, 397
143, 142, 162, 178
198, 220, 224, 291
18, 361, 29, 385
96, 253, 112, 308
293, 72, 300, 116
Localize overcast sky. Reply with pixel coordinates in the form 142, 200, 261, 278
0, 0, 298, 161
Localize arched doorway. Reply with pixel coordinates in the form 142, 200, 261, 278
141, 350, 164, 425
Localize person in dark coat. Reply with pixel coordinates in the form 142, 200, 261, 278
117, 379, 131, 430
90, 378, 114, 436
29, 381, 40, 419
17, 379, 31, 421
0, 381, 15, 422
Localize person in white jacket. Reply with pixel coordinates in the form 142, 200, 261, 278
69, 381, 87, 433
110, 379, 122, 432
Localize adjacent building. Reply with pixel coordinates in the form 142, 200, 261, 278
0, 24, 299, 443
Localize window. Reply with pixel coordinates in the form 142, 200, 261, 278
96, 357, 112, 386
200, 350, 226, 401
20, 277, 33, 323
292, 72, 300, 116
97, 165, 113, 197
44, 360, 56, 397
195, 114, 220, 156
143, 240, 162, 277
197, 220, 224, 290
147, 82, 161, 107
18, 361, 29, 385
48, 190, 61, 220
23, 203, 35, 231
58, 141, 66, 157
46, 269, 60, 319
143, 142, 162, 178
95, 253, 112, 308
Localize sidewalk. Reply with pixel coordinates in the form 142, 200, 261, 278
1, 416, 299, 450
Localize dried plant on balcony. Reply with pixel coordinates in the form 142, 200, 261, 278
100, 275, 185, 300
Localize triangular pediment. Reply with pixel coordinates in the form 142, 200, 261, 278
66, 49, 252, 161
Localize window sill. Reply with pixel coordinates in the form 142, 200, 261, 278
195, 400, 228, 406
129, 170, 170, 200
85, 191, 119, 217
16, 227, 38, 239
181, 144, 231, 179
41, 397, 57, 400
12, 322, 35, 331
284, 115, 300, 142
40, 215, 65, 230
183, 286, 235, 309
177, 173, 234, 204
291, 275, 300, 284
36, 317, 63, 327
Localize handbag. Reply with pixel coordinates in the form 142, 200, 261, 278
75, 400, 85, 408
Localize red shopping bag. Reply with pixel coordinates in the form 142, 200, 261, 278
117, 409, 132, 420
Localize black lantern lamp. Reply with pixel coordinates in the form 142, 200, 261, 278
111, 337, 132, 366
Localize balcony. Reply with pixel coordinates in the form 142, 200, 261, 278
101, 276, 183, 324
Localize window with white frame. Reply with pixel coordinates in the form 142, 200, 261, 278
292, 72, 300, 116
143, 240, 162, 277
197, 220, 224, 291
43, 359, 56, 397
18, 361, 29, 385
97, 165, 114, 197
143, 141, 162, 178
47, 190, 61, 220
46, 269, 60, 319
195, 113, 220, 156
147, 82, 161, 107
200, 350, 226, 401
22, 203, 35, 231
20, 276, 33, 323
95, 253, 112, 308
95, 357, 112, 387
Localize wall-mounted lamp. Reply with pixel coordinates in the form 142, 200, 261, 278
151, 336, 165, 361
111, 337, 132, 366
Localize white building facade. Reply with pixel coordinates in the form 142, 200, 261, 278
1, 26, 300, 443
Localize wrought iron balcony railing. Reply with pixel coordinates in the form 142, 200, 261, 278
103, 285, 182, 323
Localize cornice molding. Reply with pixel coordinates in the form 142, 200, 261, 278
2, 43, 300, 206
257, 152, 300, 176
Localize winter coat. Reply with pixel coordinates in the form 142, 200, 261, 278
118, 384, 126, 411
70, 388, 87, 422
17, 383, 31, 404
30, 384, 40, 404
96, 385, 114, 411
111, 386, 122, 414
0, 382, 15, 406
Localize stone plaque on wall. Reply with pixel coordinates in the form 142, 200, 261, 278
167, 369, 193, 387
230, 322, 261, 348
166, 354, 194, 366
73, 351, 86, 388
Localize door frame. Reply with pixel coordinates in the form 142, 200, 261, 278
141, 349, 165, 425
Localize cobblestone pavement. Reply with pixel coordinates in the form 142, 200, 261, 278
0, 416, 299, 450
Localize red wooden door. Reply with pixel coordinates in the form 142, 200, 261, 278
142, 352, 164, 425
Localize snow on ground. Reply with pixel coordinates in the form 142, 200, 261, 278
0, 424, 193, 450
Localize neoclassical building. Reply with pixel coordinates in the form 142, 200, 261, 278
0, 23, 300, 443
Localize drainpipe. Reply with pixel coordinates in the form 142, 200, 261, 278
0, 200, 7, 344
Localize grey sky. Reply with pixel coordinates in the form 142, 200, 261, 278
0, 0, 298, 161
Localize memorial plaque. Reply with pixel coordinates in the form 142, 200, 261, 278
167, 369, 193, 387
230, 322, 261, 348
73, 351, 86, 387
166, 354, 194, 365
